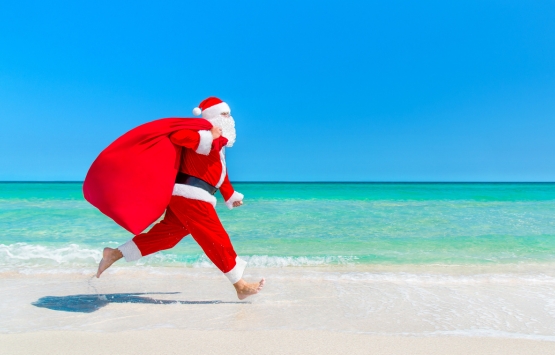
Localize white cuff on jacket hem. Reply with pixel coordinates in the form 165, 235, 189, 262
173, 184, 217, 207
195, 130, 213, 155
225, 191, 244, 210
118, 240, 142, 262
224, 257, 247, 284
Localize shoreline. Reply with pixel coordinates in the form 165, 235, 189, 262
3, 266, 555, 338
2, 330, 555, 355
5, 261, 555, 276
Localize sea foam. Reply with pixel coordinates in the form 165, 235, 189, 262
0, 242, 359, 272
0, 243, 101, 266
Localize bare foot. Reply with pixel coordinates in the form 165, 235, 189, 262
96, 247, 123, 278
233, 278, 265, 300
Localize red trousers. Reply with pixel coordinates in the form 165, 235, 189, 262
132, 196, 239, 274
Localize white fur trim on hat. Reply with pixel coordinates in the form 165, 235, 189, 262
173, 184, 217, 207
195, 130, 213, 155
201, 102, 231, 119
225, 191, 244, 210
192, 107, 202, 116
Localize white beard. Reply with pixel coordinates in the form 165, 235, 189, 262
207, 115, 236, 147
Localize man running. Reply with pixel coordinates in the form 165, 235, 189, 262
95, 97, 264, 300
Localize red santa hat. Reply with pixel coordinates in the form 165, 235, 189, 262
192, 97, 231, 119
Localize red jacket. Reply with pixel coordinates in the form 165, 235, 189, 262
170, 129, 243, 209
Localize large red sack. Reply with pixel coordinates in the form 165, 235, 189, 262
83, 118, 213, 235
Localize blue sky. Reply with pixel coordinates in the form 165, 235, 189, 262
1, 1, 554, 181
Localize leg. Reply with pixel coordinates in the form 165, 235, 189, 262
131, 207, 189, 257
96, 206, 189, 278
172, 197, 264, 299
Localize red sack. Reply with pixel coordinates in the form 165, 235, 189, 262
83, 118, 214, 234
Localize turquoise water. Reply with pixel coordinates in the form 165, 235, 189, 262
2, 182, 555, 270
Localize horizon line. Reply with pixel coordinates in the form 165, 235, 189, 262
1, 181, 555, 184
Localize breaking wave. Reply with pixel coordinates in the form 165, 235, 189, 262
0, 243, 102, 267
0, 243, 358, 272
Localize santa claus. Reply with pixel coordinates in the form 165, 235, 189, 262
92, 97, 264, 300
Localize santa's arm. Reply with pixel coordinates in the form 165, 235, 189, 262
219, 173, 244, 210
170, 129, 213, 155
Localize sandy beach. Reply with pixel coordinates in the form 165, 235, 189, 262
3, 265, 555, 354
3, 329, 555, 355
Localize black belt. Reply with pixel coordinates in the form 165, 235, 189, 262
175, 173, 218, 195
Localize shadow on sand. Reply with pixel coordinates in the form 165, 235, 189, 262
32, 292, 247, 313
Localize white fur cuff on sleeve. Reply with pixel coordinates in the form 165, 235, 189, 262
195, 130, 213, 155
225, 191, 244, 210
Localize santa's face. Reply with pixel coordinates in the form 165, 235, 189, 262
207, 111, 236, 148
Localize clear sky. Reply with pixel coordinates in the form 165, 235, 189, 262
1, 1, 554, 181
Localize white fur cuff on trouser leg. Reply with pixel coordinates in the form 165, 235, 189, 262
224, 257, 247, 284
118, 240, 142, 262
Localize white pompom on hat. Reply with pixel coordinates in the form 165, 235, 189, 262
193, 97, 231, 119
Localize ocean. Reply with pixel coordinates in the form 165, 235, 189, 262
2, 182, 555, 269
2, 182, 555, 338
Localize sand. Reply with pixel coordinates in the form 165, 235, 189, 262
3, 266, 555, 354
2, 330, 555, 355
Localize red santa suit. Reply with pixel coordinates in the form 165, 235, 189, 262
116, 98, 246, 284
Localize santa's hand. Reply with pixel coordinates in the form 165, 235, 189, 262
211, 126, 222, 139
233, 200, 243, 208
225, 192, 244, 210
